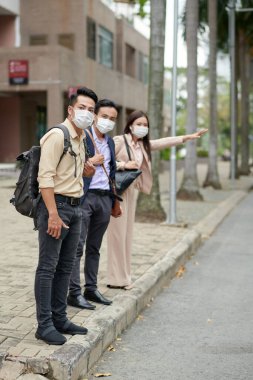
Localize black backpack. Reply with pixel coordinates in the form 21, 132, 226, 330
10, 124, 75, 220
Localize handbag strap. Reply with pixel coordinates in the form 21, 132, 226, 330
123, 134, 132, 161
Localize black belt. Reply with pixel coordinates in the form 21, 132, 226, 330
88, 189, 111, 197
55, 194, 81, 206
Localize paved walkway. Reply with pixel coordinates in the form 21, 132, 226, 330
0, 161, 252, 380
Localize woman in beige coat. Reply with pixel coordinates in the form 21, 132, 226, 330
107, 110, 207, 289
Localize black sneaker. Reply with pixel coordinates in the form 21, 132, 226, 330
35, 326, 66, 345
54, 320, 88, 335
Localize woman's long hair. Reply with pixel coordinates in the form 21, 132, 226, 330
124, 110, 151, 161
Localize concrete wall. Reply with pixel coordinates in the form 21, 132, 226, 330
0, 46, 74, 86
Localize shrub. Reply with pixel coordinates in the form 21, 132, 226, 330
197, 148, 208, 157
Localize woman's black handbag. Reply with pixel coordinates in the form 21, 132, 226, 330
115, 135, 142, 195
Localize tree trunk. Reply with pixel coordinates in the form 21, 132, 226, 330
229, 32, 240, 179
203, 0, 221, 189
177, 0, 203, 200
239, 30, 250, 175
136, 0, 166, 221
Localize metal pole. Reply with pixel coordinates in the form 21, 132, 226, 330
229, 0, 236, 183
167, 0, 178, 224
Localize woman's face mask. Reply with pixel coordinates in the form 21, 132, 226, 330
131, 125, 149, 139
96, 118, 115, 134
72, 109, 94, 130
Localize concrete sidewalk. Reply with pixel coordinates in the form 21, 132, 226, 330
0, 161, 252, 380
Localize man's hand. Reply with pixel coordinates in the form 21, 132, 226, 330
40, 188, 69, 240
125, 160, 139, 170
116, 206, 123, 217
111, 204, 123, 218
83, 160, 96, 177
90, 154, 104, 166
48, 212, 69, 239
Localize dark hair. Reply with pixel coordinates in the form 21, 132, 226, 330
124, 110, 151, 161
95, 99, 119, 115
69, 87, 98, 106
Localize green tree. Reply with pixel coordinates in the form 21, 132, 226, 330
199, 0, 253, 177
238, 26, 251, 174
137, 0, 167, 221
203, 0, 222, 188
177, 0, 202, 200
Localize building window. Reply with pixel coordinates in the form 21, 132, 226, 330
125, 44, 136, 78
98, 26, 113, 69
30, 35, 48, 46
87, 17, 96, 60
143, 55, 149, 85
138, 52, 149, 84
58, 34, 75, 50
138, 51, 143, 82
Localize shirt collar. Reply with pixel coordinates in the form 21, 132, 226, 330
92, 126, 108, 143
64, 118, 84, 140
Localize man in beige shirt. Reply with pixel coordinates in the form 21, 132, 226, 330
35, 87, 97, 345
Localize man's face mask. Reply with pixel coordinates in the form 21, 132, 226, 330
96, 118, 115, 134
72, 109, 94, 130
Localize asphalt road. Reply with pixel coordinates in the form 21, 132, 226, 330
88, 191, 253, 380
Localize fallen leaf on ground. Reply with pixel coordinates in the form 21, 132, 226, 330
137, 314, 144, 320
107, 345, 115, 352
176, 265, 186, 278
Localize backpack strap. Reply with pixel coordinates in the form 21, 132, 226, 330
48, 124, 77, 177
83, 129, 92, 159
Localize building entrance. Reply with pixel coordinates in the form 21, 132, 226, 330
0, 91, 46, 162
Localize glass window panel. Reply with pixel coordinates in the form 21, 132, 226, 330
98, 26, 113, 69
87, 17, 96, 60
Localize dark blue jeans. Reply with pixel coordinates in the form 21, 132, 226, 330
35, 198, 82, 331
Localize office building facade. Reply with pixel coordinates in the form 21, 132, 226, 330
0, 0, 149, 161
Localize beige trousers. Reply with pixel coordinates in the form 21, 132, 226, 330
106, 184, 138, 287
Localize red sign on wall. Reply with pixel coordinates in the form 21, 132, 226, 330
68, 86, 85, 98
9, 60, 29, 85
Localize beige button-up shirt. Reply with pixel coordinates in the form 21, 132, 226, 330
38, 118, 85, 197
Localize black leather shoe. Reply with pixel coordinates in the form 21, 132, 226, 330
35, 326, 66, 345
67, 294, 96, 310
54, 321, 88, 335
84, 289, 112, 305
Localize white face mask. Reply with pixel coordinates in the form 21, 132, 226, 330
72, 109, 94, 130
131, 125, 148, 139
96, 118, 115, 134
